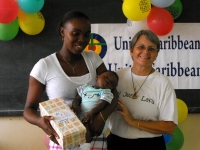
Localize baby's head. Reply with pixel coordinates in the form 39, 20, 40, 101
96, 71, 119, 90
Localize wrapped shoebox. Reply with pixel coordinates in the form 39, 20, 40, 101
39, 98, 86, 149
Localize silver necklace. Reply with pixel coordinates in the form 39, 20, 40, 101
60, 52, 80, 75
131, 68, 153, 99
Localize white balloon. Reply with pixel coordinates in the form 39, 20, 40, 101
151, 0, 175, 8
126, 19, 148, 35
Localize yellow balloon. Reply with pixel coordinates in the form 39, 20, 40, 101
177, 98, 188, 123
122, 0, 151, 21
18, 9, 45, 35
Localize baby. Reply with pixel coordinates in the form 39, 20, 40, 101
72, 70, 119, 150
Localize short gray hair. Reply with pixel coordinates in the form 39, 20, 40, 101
130, 30, 160, 52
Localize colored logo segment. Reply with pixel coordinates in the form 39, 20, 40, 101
84, 33, 107, 58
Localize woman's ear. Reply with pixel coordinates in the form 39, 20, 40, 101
130, 48, 134, 61
130, 47, 133, 53
131, 56, 134, 61
60, 27, 65, 37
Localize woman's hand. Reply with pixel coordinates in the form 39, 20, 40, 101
115, 99, 134, 126
38, 116, 60, 145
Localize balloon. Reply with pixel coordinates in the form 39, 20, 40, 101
18, 0, 44, 14
151, 0, 175, 8
0, 0, 18, 23
126, 19, 148, 35
18, 9, 45, 35
163, 134, 172, 145
147, 7, 174, 36
122, 0, 151, 21
43, 134, 50, 149
166, 126, 184, 150
0, 18, 19, 41
165, 0, 183, 19
177, 98, 188, 123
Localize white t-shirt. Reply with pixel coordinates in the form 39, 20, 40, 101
108, 67, 178, 139
30, 51, 103, 107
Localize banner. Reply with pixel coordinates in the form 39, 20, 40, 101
89, 23, 200, 90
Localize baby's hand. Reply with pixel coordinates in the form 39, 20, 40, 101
82, 112, 94, 123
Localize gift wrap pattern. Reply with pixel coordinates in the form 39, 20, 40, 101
39, 98, 86, 149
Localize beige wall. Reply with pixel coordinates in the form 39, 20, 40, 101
0, 117, 47, 150
0, 114, 199, 150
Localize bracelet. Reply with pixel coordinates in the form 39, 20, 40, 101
138, 120, 142, 131
99, 112, 106, 123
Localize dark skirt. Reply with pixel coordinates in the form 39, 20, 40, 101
107, 133, 166, 150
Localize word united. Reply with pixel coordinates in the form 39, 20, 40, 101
114, 35, 200, 50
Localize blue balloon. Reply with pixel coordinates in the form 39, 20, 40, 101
163, 134, 172, 145
18, 0, 44, 14
166, 127, 184, 150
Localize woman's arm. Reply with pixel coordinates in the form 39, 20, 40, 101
24, 76, 45, 125
130, 120, 176, 134
89, 88, 118, 136
72, 94, 82, 115
23, 76, 59, 144
83, 100, 108, 123
116, 99, 176, 135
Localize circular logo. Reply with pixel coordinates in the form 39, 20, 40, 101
84, 33, 107, 59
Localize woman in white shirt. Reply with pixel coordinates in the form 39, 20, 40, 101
23, 10, 118, 150
107, 30, 178, 150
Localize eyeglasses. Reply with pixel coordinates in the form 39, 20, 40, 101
135, 45, 158, 52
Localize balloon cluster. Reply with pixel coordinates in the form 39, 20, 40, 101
163, 98, 188, 150
123, 0, 182, 36
0, 0, 45, 41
